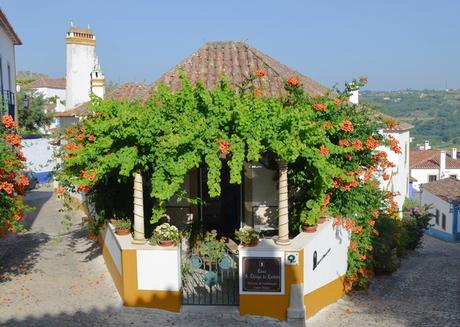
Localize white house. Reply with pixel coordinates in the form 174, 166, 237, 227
25, 78, 66, 100
410, 146, 460, 192
420, 177, 460, 242
350, 91, 412, 214
0, 8, 21, 122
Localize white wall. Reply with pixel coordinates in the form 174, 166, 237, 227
380, 130, 410, 213
66, 42, 96, 109
21, 138, 55, 174
136, 249, 181, 291
0, 24, 17, 116
101, 226, 122, 274
300, 220, 350, 294
412, 168, 460, 191
35, 87, 66, 101
421, 189, 452, 234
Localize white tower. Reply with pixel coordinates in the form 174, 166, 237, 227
91, 57, 105, 99
65, 23, 96, 109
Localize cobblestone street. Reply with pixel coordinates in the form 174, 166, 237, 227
1, 186, 459, 326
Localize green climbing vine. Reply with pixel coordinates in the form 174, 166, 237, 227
55, 71, 401, 290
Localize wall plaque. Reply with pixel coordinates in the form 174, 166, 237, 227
242, 257, 282, 292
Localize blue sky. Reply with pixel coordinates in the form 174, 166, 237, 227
3, 0, 460, 90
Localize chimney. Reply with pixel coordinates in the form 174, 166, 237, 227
452, 148, 457, 160
349, 90, 359, 105
424, 140, 430, 150
440, 151, 446, 179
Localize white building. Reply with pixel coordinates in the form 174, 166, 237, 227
350, 91, 412, 214
0, 8, 21, 122
410, 146, 460, 191
420, 177, 460, 242
25, 78, 66, 101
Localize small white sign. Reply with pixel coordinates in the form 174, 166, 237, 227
285, 252, 299, 265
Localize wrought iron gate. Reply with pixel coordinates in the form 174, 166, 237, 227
182, 246, 239, 305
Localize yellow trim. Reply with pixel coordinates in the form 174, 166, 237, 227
66, 37, 96, 46
121, 249, 182, 312
304, 276, 346, 318
91, 80, 105, 87
99, 233, 124, 296
240, 249, 304, 321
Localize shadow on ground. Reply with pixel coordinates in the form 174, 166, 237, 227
67, 225, 102, 262
0, 232, 50, 282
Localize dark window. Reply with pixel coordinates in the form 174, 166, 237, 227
441, 213, 446, 230
428, 175, 437, 182
7, 64, 11, 91
450, 175, 457, 179
435, 209, 440, 225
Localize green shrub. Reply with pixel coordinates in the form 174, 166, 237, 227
372, 215, 407, 274
402, 199, 433, 250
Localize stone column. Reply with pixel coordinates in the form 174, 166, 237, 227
276, 160, 291, 245
132, 172, 147, 244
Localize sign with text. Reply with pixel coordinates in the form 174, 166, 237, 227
242, 257, 282, 292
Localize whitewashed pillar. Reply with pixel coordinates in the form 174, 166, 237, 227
276, 160, 291, 245
132, 172, 146, 244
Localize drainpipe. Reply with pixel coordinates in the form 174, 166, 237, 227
132, 172, 147, 244
453, 204, 459, 241
275, 160, 291, 246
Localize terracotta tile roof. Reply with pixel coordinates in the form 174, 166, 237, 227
0, 9, 21, 45
26, 78, 66, 89
423, 177, 460, 203
410, 150, 460, 169
54, 102, 88, 118
106, 82, 150, 101
148, 41, 328, 98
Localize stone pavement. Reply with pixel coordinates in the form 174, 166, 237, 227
1, 186, 459, 326
0, 186, 288, 327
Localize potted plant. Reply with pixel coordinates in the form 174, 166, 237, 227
87, 218, 103, 240
235, 226, 260, 246
199, 230, 226, 265
150, 223, 180, 247
302, 215, 318, 233
114, 218, 131, 236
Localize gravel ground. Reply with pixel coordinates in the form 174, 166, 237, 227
1, 186, 459, 327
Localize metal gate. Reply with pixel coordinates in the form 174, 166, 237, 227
182, 246, 239, 305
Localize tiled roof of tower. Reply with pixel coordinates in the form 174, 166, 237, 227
26, 78, 66, 89
149, 41, 328, 97
106, 82, 151, 101
423, 177, 460, 203
410, 150, 460, 169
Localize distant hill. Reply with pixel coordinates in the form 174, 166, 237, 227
361, 90, 460, 149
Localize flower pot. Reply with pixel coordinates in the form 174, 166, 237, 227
302, 225, 317, 233
115, 228, 130, 236
87, 233, 98, 241
242, 240, 259, 247
318, 216, 328, 224
159, 240, 175, 247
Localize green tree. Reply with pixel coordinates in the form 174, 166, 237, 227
17, 89, 53, 135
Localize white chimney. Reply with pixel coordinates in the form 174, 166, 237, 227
349, 90, 359, 105
440, 151, 446, 179
452, 148, 457, 160
424, 140, 431, 150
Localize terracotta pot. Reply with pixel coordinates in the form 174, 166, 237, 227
115, 228, 130, 236
87, 233, 98, 241
159, 240, 175, 247
318, 217, 328, 224
302, 225, 317, 233
242, 240, 259, 247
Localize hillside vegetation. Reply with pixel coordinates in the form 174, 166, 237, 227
361, 90, 460, 149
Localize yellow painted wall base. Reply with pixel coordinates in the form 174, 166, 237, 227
304, 276, 345, 318
99, 230, 182, 313
240, 295, 288, 321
